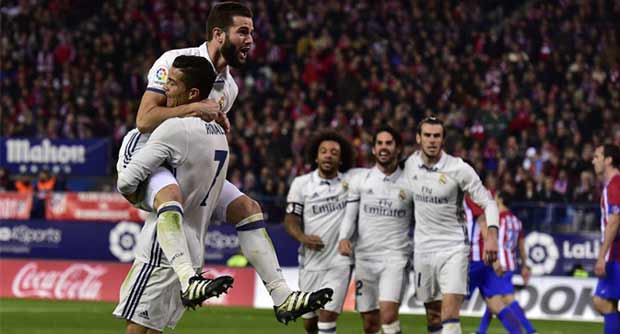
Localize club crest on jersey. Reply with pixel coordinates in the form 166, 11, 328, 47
342, 181, 349, 191
155, 67, 168, 84
218, 96, 226, 110
399, 189, 406, 201
438, 174, 447, 184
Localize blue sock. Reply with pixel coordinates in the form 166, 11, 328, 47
509, 300, 536, 333
476, 307, 492, 334
604, 312, 620, 334
497, 306, 523, 334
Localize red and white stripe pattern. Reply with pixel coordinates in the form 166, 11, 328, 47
464, 197, 485, 261
600, 174, 620, 262
498, 211, 523, 271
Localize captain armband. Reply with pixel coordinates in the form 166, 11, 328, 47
286, 202, 304, 216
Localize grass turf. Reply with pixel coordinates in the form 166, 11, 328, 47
0, 298, 601, 334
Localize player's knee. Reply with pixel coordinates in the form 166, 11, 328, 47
381, 310, 399, 326
593, 296, 613, 314
361, 311, 380, 333
226, 195, 263, 225
154, 184, 183, 210
424, 301, 442, 327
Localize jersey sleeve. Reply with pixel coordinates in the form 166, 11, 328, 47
458, 160, 499, 228
286, 176, 305, 216
146, 51, 174, 94
607, 178, 620, 215
340, 172, 362, 240
116, 130, 141, 173
464, 196, 484, 218
117, 118, 188, 195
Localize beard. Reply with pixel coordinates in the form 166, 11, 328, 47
221, 36, 244, 69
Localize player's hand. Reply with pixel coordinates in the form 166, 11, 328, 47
483, 227, 499, 265
302, 235, 325, 251
493, 261, 505, 277
189, 100, 230, 133
521, 265, 531, 285
338, 240, 353, 256
594, 257, 606, 277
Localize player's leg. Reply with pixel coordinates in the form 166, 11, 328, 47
377, 259, 409, 334
415, 252, 442, 334
356, 260, 381, 334
299, 269, 320, 334
219, 183, 292, 305
480, 270, 522, 334
424, 301, 443, 334
475, 307, 492, 334
501, 294, 536, 334
316, 265, 352, 334
437, 250, 470, 334
593, 261, 620, 334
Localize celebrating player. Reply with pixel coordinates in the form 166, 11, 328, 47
403, 116, 499, 334
338, 126, 413, 334
285, 131, 355, 334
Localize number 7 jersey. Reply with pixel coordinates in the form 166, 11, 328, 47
117, 117, 229, 267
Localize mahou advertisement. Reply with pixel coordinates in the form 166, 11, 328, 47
0, 259, 255, 306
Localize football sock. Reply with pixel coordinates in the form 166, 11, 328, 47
318, 321, 337, 334
497, 306, 523, 334
382, 320, 401, 334
236, 213, 292, 306
156, 201, 195, 291
476, 307, 492, 334
428, 325, 443, 334
603, 312, 620, 334
509, 300, 536, 333
442, 319, 461, 334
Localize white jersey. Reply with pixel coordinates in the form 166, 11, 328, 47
286, 170, 353, 271
146, 42, 238, 113
404, 150, 496, 254
117, 118, 229, 267
342, 167, 413, 260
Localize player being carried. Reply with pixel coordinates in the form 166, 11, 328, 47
119, 1, 332, 326
285, 131, 356, 334
338, 126, 413, 334
403, 116, 499, 334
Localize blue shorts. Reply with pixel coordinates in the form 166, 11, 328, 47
468, 261, 514, 298
595, 261, 620, 300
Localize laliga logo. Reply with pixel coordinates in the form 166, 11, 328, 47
109, 222, 141, 262
524, 232, 559, 275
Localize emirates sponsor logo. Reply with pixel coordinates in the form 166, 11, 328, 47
11, 263, 106, 300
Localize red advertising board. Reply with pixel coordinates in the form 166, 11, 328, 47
46, 192, 147, 222
0, 259, 255, 307
0, 192, 32, 220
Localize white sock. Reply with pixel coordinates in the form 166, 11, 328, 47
156, 201, 195, 291
236, 213, 292, 305
442, 319, 461, 334
318, 321, 336, 334
382, 320, 401, 334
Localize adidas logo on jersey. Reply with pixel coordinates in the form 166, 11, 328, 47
311, 192, 320, 199
367, 189, 374, 195
137, 310, 150, 320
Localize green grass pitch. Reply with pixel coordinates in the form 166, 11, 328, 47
0, 298, 601, 333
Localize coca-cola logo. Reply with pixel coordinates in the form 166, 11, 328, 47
12, 263, 106, 300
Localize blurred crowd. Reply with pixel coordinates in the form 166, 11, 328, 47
2, 0, 620, 214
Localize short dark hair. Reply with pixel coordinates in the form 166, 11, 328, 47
373, 125, 402, 147
172, 55, 217, 99
416, 115, 445, 135
206, 2, 253, 41
306, 130, 354, 172
602, 144, 620, 168
496, 190, 513, 207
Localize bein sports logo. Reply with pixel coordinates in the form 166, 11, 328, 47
109, 222, 141, 262
524, 232, 559, 275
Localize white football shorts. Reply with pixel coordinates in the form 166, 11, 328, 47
413, 247, 469, 303
355, 257, 410, 312
299, 265, 352, 319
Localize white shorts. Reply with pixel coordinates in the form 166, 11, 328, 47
413, 248, 469, 303
299, 265, 352, 319
112, 261, 199, 331
355, 258, 410, 312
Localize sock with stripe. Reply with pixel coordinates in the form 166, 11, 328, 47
382, 320, 401, 334
508, 300, 536, 333
441, 319, 461, 334
476, 306, 492, 334
428, 325, 443, 334
156, 201, 195, 291
236, 213, 292, 306
497, 306, 523, 334
604, 312, 620, 334
318, 321, 336, 333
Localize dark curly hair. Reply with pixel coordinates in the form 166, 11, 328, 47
306, 130, 354, 173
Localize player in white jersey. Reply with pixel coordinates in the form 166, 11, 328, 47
285, 131, 355, 334
338, 126, 413, 334
125, 2, 330, 324
113, 55, 233, 333
403, 116, 499, 334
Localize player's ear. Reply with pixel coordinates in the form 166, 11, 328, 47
188, 88, 201, 101
416, 134, 421, 144
212, 27, 225, 44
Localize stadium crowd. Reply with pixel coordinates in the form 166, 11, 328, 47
1, 0, 619, 217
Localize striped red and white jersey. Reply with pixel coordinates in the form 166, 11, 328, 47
498, 211, 523, 271
600, 174, 620, 262
465, 196, 485, 261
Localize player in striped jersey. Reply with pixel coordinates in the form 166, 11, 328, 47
592, 144, 620, 334
470, 191, 537, 334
